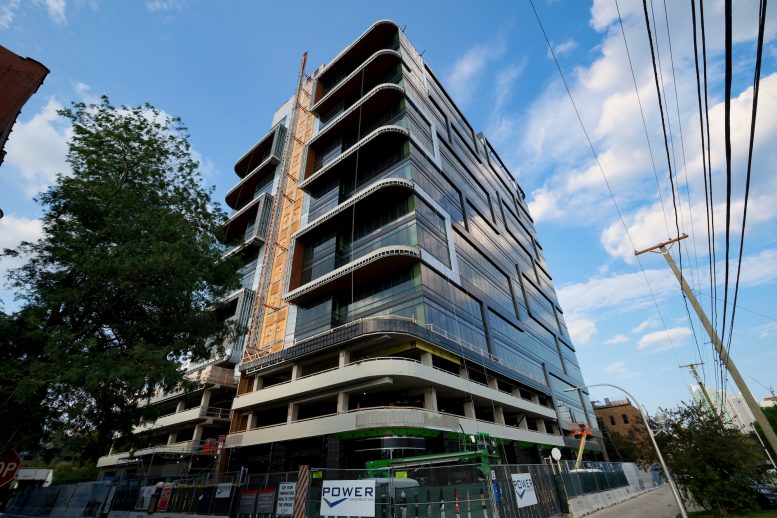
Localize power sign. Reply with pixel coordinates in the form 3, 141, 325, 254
0, 451, 22, 488
319, 480, 376, 517
511, 473, 538, 508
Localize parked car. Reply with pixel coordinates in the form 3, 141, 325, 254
751, 482, 777, 509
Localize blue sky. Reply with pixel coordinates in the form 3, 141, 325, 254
1, 0, 776, 413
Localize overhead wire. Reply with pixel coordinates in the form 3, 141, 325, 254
642, 0, 683, 252
724, 0, 768, 368
616, 0, 706, 381
719, 0, 733, 401
698, 0, 722, 394
690, 0, 722, 396
526, 0, 692, 394
658, 0, 708, 382
614, 0, 671, 240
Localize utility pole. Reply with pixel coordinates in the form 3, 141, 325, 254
636, 234, 777, 457
679, 362, 721, 419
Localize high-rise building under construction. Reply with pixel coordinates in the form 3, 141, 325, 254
97, 20, 602, 478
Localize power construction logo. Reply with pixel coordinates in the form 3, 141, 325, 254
511, 473, 538, 508
320, 480, 376, 517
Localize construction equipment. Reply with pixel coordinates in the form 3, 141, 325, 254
365, 433, 499, 478
570, 423, 592, 469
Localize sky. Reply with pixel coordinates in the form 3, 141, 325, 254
1, 0, 776, 414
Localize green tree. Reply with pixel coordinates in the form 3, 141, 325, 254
2, 96, 239, 460
0, 309, 50, 453
752, 404, 777, 462
657, 402, 764, 515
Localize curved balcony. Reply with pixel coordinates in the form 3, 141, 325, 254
284, 245, 420, 305
218, 192, 272, 245
134, 406, 231, 434
310, 83, 404, 146
233, 122, 286, 178
241, 316, 552, 396
300, 125, 409, 192
225, 407, 563, 449
225, 154, 278, 210
312, 49, 402, 117
294, 178, 414, 242
233, 357, 555, 419
313, 20, 400, 104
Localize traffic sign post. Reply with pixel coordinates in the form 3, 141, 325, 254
0, 451, 22, 488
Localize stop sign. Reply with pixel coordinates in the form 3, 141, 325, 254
0, 451, 21, 488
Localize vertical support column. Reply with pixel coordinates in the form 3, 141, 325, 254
421, 352, 433, 367
291, 364, 301, 380
192, 424, 204, 444
167, 432, 178, 445
464, 398, 476, 419
424, 387, 438, 412
200, 389, 212, 409
494, 406, 505, 425
176, 400, 186, 413
288, 403, 299, 423
253, 376, 264, 391
339, 350, 350, 368
246, 413, 257, 430
337, 392, 349, 413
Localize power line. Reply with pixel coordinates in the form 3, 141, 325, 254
642, 0, 682, 250
526, 0, 690, 390
725, 0, 768, 362
720, 0, 734, 400
659, 0, 709, 382
691, 0, 722, 396
616, 0, 706, 381
614, 0, 671, 239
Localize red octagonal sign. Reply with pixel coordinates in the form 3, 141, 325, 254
0, 451, 21, 488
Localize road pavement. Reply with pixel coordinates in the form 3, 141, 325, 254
583, 484, 686, 518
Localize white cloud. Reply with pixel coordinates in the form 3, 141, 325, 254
75, 82, 100, 104
557, 267, 677, 315
0, 215, 43, 293
5, 98, 72, 197
737, 249, 777, 287
604, 334, 629, 345
146, 0, 185, 12
548, 38, 577, 58
754, 322, 777, 339
603, 361, 641, 379
0, 0, 19, 28
527, 187, 565, 221
568, 317, 597, 345
632, 318, 659, 334
638, 327, 691, 351
493, 60, 526, 114
33, 0, 66, 23
446, 39, 505, 107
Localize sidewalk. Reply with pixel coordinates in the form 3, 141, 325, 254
583, 484, 682, 518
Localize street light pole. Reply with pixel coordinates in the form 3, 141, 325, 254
564, 383, 688, 518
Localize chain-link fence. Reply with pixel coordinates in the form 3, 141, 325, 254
4, 481, 112, 518
5, 461, 653, 518
556, 460, 629, 498
492, 464, 565, 518
236, 471, 300, 517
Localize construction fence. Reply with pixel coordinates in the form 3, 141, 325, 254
5, 461, 662, 518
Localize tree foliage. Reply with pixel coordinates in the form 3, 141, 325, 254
602, 426, 656, 468
657, 402, 765, 515
2, 96, 238, 460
